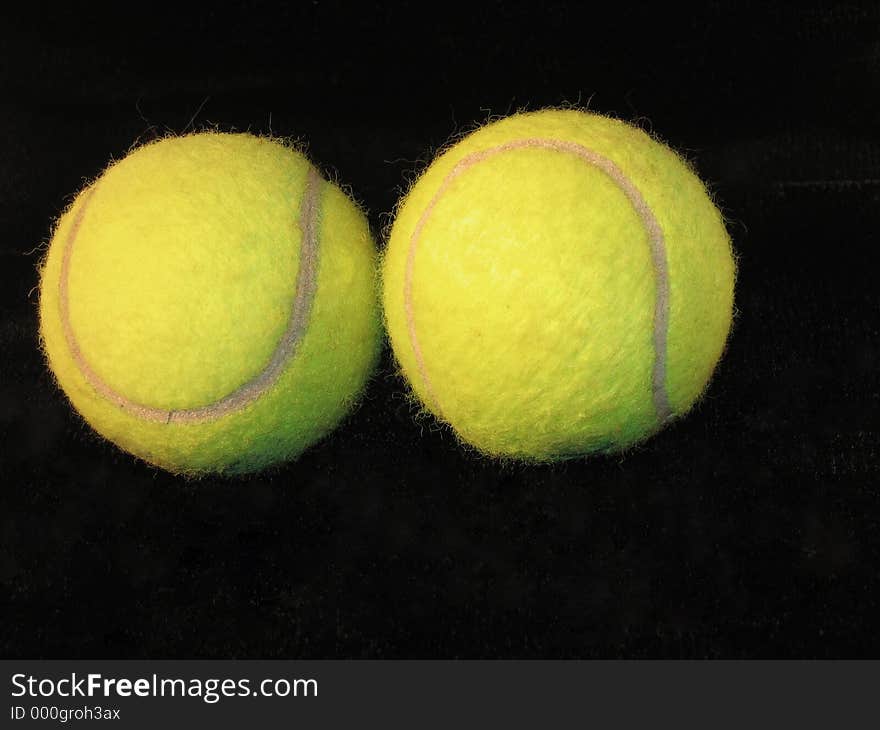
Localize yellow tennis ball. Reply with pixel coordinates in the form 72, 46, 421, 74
382, 109, 735, 460
39, 132, 381, 475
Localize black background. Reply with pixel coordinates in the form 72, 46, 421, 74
1, 2, 878, 658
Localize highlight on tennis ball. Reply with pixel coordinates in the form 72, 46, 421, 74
39, 132, 381, 475
382, 108, 736, 460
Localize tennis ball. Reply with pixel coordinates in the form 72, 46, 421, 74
39, 132, 381, 475
382, 109, 735, 460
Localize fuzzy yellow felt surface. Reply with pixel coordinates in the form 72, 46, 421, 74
382, 109, 735, 460
40, 132, 380, 475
